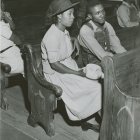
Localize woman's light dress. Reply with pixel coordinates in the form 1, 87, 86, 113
41, 24, 101, 120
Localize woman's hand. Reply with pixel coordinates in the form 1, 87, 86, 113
78, 69, 86, 77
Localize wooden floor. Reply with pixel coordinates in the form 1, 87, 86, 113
0, 85, 99, 140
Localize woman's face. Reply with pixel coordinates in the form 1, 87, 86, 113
59, 8, 75, 27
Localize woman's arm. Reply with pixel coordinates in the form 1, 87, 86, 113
71, 37, 80, 56
50, 61, 86, 77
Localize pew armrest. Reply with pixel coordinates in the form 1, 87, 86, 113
22, 43, 63, 136
0, 62, 11, 73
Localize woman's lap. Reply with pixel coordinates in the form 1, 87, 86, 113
44, 72, 102, 120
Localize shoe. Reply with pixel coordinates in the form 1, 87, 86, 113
81, 122, 100, 132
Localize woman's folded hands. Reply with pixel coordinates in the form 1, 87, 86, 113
82, 64, 104, 80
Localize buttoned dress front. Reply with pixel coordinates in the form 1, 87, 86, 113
41, 24, 101, 121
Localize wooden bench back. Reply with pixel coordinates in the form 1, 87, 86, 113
100, 47, 140, 140
102, 47, 140, 97
116, 26, 139, 51
23, 44, 42, 75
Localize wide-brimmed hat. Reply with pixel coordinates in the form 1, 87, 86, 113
46, 0, 80, 18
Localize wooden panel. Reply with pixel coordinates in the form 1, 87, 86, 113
100, 47, 140, 140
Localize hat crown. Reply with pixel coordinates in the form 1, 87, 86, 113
47, 0, 79, 17
52, 0, 72, 14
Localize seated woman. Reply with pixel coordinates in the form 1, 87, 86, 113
0, 7, 24, 74
41, 0, 102, 132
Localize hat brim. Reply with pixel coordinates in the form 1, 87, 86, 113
48, 1, 80, 17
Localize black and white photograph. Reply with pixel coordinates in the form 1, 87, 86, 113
0, 0, 140, 139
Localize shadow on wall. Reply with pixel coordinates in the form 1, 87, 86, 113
5, 0, 52, 16
14, 15, 46, 44
4, 0, 52, 44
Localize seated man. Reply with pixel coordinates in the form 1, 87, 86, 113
0, 8, 24, 74
116, 0, 140, 27
78, 0, 126, 65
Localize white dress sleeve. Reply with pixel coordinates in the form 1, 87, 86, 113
1, 22, 12, 39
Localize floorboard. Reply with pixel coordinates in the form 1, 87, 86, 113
0, 86, 99, 140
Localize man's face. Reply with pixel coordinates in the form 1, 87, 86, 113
89, 4, 105, 25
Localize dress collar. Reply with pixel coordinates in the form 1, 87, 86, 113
52, 24, 69, 36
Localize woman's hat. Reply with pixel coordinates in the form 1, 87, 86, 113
46, 0, 80, 18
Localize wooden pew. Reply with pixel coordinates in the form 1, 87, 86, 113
100, 47, 140, 140
116, 26, 140, 51
22, 44, 62, 136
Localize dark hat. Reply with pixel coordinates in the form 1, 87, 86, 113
46, 0, 80, 18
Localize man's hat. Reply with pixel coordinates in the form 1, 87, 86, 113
46, 0, 80, 18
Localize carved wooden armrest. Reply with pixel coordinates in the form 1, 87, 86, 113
32, 71, 62, 98
22, 44, 63, 136
22, 44, 62, 98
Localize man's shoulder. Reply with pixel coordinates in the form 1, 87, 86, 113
104, 21, 117, 34
105, 21, 114, 29
80, 21, 94, 33
105, 21, 113, 27
80, 21, 94, 31
118, 3, 128, 11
